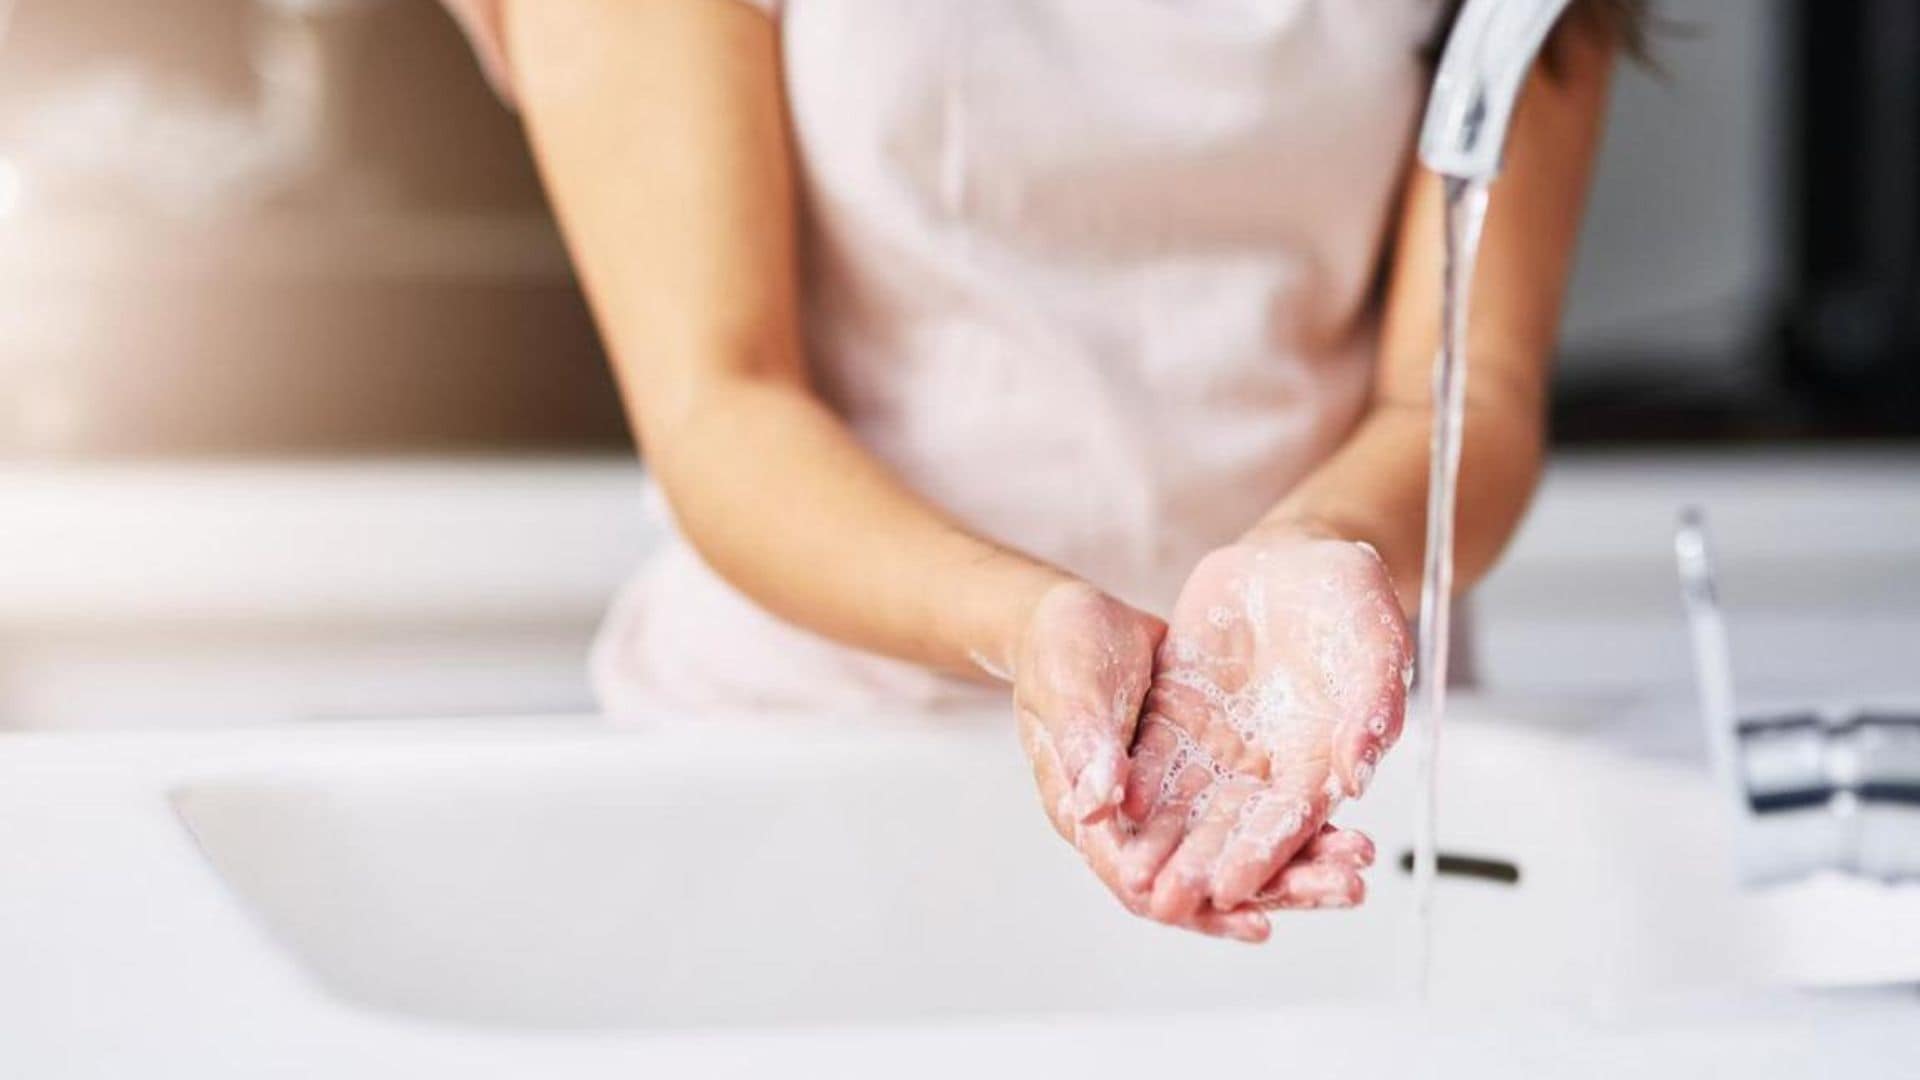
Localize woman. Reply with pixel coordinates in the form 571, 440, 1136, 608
444, 0, 1629, 942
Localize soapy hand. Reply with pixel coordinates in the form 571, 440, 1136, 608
1011, 581, 1159, 831
1012, 579, 1383, 942
1119, 531, 1412, 924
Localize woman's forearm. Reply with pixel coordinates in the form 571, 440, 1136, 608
1262, 19, 1616, 609
648, 370, 1071, 678
1250, 393, 1545, 613
504, 0, 1068, 679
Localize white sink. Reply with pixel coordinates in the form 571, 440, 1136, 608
171, 708, 1920, 1031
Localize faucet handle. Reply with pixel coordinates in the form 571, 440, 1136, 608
1734, 708, 1920, 884
1677, 509, 1920, 885
1676, 506, 1742, 794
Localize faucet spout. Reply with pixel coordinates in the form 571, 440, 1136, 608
1419, 0, 1576, 182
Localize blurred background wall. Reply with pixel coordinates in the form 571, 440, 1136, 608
0, 0, 624, 460
1557, 0, 1788, 420
0, 0, 1910, 461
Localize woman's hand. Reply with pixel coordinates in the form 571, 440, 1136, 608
1010, 579, 1381, 942
1119, 530, 1412, 924
1011, 582, 1260, 940
1011, 581, 1161, 831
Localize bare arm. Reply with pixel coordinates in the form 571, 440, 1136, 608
502, 0, 1068, 677
1117, 27, 1620, 923
1254, 22, 1619, 609
501, 1, 1219, 927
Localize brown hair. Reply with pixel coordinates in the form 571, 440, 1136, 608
1427, 0, 1653, 70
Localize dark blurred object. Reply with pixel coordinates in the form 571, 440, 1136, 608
1556, 0, 1918, 446
1778, 0, 1920, 427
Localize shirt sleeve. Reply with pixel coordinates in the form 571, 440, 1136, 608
441, 0, 780, 105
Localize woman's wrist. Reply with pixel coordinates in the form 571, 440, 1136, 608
931, 544, 1077, 684
1241, 511, 1351, 548
1244, 508, 1414, 613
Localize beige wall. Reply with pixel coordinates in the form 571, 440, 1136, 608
0, 0, 623, 459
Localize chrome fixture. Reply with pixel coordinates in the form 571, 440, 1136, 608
1676, 507, 1920, 885
1419, 0, 1576, 181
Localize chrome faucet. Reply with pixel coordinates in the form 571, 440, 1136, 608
1419, 0, 1577, 181
1676, 508, 1920, 886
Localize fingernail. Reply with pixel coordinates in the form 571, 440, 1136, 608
1117, 842, 1157, 892
1225, 916, 1269, 943
1352, 760, 1375, 796
1073, 773, 1103, 821
1073, 752, 1120, 822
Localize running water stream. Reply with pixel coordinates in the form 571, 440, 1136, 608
1408, 175, 1491, 997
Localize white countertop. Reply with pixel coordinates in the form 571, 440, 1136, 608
3, 715, 1916, 1079
4, 448, 1915, 628
5, 448, 1918, 729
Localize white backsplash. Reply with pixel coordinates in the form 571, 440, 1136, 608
2, 449, 1916, 729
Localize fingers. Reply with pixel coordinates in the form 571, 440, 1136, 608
1120, 680, 1219, 820
1143, 775, 1358, 917
1147, 776, 1255, 923
1018, 708, 1077, 841
1116, 723, 1218, 891
1207, 783, 1325, 910
1171, 850, 1364, 934
1015, 585, 1165, 825
1075, 797, 1274, 943
1022, 694, 1128, 826
1252, 852, 1367, 910
1108, 612, 1167, 753
1299, 823, 1376, 868
1060, 719, 1128, 825
1023, 706, 1258, 942
1120, 711, 1181, 824
1025, 710, 1163, 912
1086, 820, 1270, 943
1330, 605, 1411, 800
1188, 907, 1270, 943
1042, 656, 1160, 826
1334, 720, 1387, 800
1118, 803, 1185, 893
1179, 830, 1373, 923
1118, 708, 1236, 892
1084, 630, 1161, 822
1122, 673, 1250, 815
1128, 713, 1335, 917
1332, 678, 1403, 799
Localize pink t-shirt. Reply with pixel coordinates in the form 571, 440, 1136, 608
448, 0, 1443, 717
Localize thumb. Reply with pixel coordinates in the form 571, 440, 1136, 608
1074, 613, 1165, 824
1062, 714, 1128, 826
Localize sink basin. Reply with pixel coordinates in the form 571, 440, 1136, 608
170, 710, 1920, 1031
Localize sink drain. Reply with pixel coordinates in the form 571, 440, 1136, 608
1396, 851, 1520, 885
